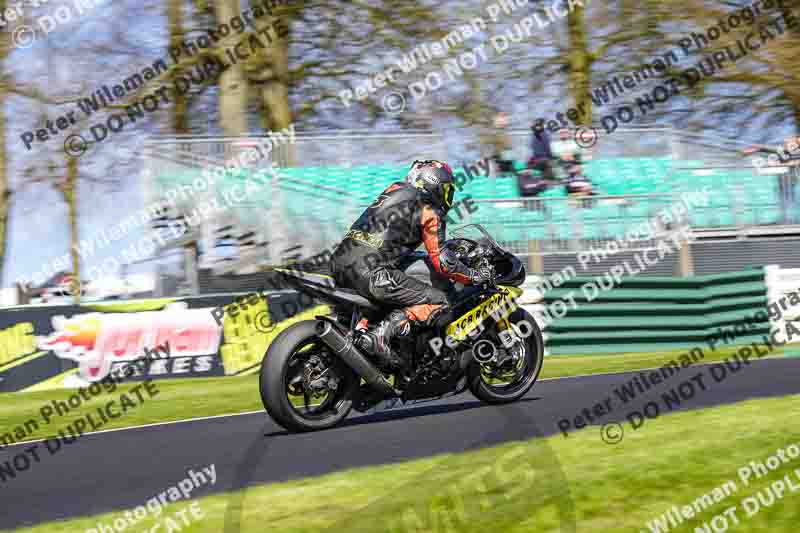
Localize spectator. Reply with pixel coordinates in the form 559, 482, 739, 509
552, 128, 595, 202
528, 119, 556, 181
514, 120, 559, 210
488, 112, 515, 174
744, 135, 800, 224
551, 127, 581, 173
552, 127, 576, 153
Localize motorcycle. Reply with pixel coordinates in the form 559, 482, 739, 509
259, 224, 544, 432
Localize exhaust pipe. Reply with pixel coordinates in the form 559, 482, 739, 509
316, 320, 399, 397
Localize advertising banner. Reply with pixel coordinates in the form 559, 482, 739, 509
0, 291, 322, 393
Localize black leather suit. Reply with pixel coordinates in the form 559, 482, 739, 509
329, 182, 477, 321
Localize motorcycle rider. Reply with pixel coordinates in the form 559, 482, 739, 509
329, 160, 494, 365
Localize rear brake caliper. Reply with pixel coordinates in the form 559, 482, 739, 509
303, 355, 339, 396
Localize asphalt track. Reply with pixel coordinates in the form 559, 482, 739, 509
2, 357, 800, 530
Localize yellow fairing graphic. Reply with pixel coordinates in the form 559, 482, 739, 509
445, 286, 523, 342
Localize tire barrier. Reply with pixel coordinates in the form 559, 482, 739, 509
523, 267, 773, 355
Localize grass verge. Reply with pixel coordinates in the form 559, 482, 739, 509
539, 343, 787, 379
12, 393, 800, 532
0, 375, 263, 446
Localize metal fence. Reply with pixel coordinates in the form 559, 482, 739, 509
273, 130, 449, 167
663, 162, 800, 227
494, 126, 674, 165
462, 192, 690, 256
140, 133, 453, 296
669, 130, 757, 164
141, 137, 360, 295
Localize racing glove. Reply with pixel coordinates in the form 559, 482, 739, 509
469, 263, 495, 285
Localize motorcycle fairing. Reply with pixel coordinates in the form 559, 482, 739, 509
445, 286, 523, 342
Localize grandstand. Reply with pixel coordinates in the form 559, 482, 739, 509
139, 128, 800, 296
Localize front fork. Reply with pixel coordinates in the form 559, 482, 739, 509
477, 317, 522, 369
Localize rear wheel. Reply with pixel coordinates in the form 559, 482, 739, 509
468, 308, 544, 404
260, 320, 358, 432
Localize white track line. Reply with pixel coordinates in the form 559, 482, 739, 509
2, 355, 794, 450
0, 410, 266, 450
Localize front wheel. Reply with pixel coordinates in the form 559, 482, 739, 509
260, 320, 359, 432
468, 308, 544, 404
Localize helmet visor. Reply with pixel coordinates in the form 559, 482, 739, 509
442, 183, 455, 208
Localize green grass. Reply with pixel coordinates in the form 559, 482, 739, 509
0, 344, 787, 446
539, 343, 787, 379
13, 393, 800, 532
0, 375, 263, 446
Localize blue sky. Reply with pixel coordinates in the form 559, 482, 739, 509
4, 0, 798, 288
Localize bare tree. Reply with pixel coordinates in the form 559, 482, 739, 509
0, 0, 14, 284
169, 0, 190, 133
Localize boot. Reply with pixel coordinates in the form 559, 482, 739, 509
356, 310, 410, 367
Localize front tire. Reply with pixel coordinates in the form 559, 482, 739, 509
260, 320, 358, 432
468, 308, 544, 404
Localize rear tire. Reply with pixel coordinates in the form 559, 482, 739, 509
468, 308, 544, 404
260, 320, 358, 432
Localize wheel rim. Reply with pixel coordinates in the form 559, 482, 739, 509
477, 320, 542, 395
284, 339, 353, 421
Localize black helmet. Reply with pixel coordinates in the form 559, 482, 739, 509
406, 160, 456, 212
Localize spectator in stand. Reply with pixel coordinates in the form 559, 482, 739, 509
743, 135, 800, 224
552, 127, 595, 201
551, 128, 579, 163
488, 112, 515, 174
529, 119, 556, 181
516, 120, 558, 209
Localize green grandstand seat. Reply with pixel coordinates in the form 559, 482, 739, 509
547, 202, 568, 224
581, 222, 600, 240
496, 179, 515, 196
521, 207, 546, 225
689, 209, 709, 227
494, 205, 517, 225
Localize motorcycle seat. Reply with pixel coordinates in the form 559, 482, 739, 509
277, 269, 379, 310
326, 286, 379, 310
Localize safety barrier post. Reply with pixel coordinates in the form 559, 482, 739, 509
528, 240, 543, 274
